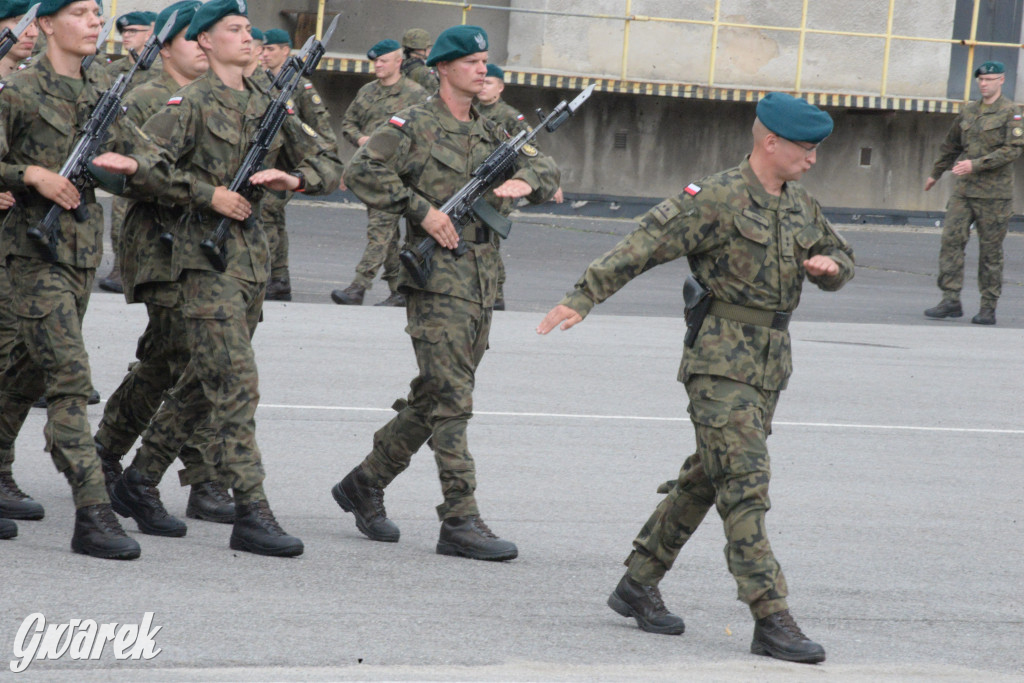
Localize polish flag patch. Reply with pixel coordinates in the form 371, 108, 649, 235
516, 114, 524, 121
684, 183, 701, 196
389, 116, 406, 127
167, 95, 183, 105
1015, 114, 1022, 120
304, 82, 313, 90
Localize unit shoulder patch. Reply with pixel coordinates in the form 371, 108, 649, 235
301, 122, 318, 138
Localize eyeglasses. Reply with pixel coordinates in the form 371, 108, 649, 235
120, 28, 150, 38
976, 75, 1003, 83
782, 137, 819, 156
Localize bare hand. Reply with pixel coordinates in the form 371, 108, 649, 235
91, 152, 139, 176
338, 175, 347, 192
421, 206, 459, 249
357, 135, 370, 147
536, 304, 583, 334
924, 177, 936, 192
952, 160, 973, 176
492, 178, 532, 199
24, 165, 79, 210
0, 192, 14, 210
211, 187, 252, 222
551, 187, 564, 204
248, 168, 300, 192
804, 255, 839, 277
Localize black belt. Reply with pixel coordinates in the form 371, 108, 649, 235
709, 300, 791, 331
469, 225, 491, 244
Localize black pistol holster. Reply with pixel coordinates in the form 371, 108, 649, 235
683, 274, 712, 348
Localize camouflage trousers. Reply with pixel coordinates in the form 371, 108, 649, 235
0, 265, 18, 474
95, 290, 214, 486
352, 207, 401, 292
263, 191, 291, 281
0, 257, 106, 508
625, 374, 789, 619
130, 270, 267, 504
109, 196, 130, 271
360, 290, 491, 520
938, 195, 1012, 307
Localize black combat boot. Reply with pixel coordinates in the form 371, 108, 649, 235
0, 517, 16, 539
971, 307, 996, 325
110, 466, 187, 537
265, 277, 292, 301
230, 500, 303, 557
0, 471, 45, 520
95, 441, 123, 499
373, 290, 406, 307
98, 264, 123, 293
751, 609, 826, 664
71, 503, 141, 560
924, 300, 962, 319
186, 481, 235, 523
607, 573, 686, 635
492, 298, 505, 311
330, 283, 365, 305
436, 515, 517, 561
331, 467, 400, 542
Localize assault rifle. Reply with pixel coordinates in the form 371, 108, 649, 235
199, 14, 339, 272
398, 84, 595, 288
27, 11, 177, 262
0, 3, 38, 62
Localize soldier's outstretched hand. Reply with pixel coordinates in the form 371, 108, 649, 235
211, 187, 252, 222
537, 304, 583, 334
248, 168, 302, 192
492, 178, 532, 198
803, 254, 839, 277
91, 152, 139, 176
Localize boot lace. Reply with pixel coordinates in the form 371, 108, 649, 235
470, 516, 498, 539
91, 504, 127, 536
206, 481, 234, 505
369, 486, 388, 518
640, 584, 669, 614
0, 472, 29, 500
250, 500, 286, 536
773, 610, 808, 640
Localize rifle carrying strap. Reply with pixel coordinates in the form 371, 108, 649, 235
709, 300, 791, 331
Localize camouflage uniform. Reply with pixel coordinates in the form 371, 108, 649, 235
929, 94, 1023, 308
342, 75, 427, 293
124, 69, 342, 504
559, 158, 854, 619
345, 96, 559, 519
94, 69, 211, 485
401, 56, 437, 93
0, 54, 158, 508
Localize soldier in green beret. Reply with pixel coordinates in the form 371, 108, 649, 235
91, 0, 343, 556
0, 0, 43, 531
401, 27, 437, 92
923, 60, 1023, 325
332, 37, 426, 307
260, 26, 336, 301
538, 92, 854, 663
0, 0, 168, 559
335, 25, 560, 561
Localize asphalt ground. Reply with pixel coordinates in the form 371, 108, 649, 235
1, 196, 1022, 681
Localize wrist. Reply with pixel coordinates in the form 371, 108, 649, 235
289, 171, 306, 192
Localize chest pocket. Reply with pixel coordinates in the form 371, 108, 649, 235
793, 224, 822, 261
193, 113, 241, 179
29, 105, 74, 169
978, 116, 1006, 148
723, 212, 772, 284
420, 142, 468, 204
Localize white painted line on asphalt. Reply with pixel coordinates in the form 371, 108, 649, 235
257, 403, 1024, 435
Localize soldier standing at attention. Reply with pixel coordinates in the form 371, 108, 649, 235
0, 0, 166, 559
923, 61, 1023, 325
400, 27, 437, 92
538, 93, 854, 663
335, 25, 559, 561
97, 10, 158, 294
260, 27, 336, 301
0, 0, 40, 537
92, 0, 343, 557
92, 1, 237, 525
331, 38, 425, 307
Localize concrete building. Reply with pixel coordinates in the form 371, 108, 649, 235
104, 0, 1024, 217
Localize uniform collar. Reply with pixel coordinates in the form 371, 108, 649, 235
36, 52, 105, 102
428, 94, 481, 133
740, 156, 802, 214
206, 67, 260, 115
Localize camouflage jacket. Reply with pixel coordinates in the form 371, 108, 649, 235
930, 94, 1024, 199
401, 57, 438, 93
0, 54, 158, 267
292, 75, 336, 143
103, 53, 162, 89
477, 98, 530, 137
560, 158, 855, 391
340, 75, 427, 147
346, 96, 560, 304
129, 68, 343, 285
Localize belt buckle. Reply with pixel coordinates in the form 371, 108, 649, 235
771, 311, 790, 330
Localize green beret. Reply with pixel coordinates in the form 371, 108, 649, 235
115, 10, 154, 32
249, 26, 262, 42
426, 25, 488, 66
185, 0, 247, 41
36, 0, 102, 18
367, 39, 400, 60
0, 0, 32, 22
156, 1, 201, 41
756, 92, 833, 144
485, 64, 504, 80
263, 28, 291, 47
402, 27, 431, 50
974, 61, 1005, 77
